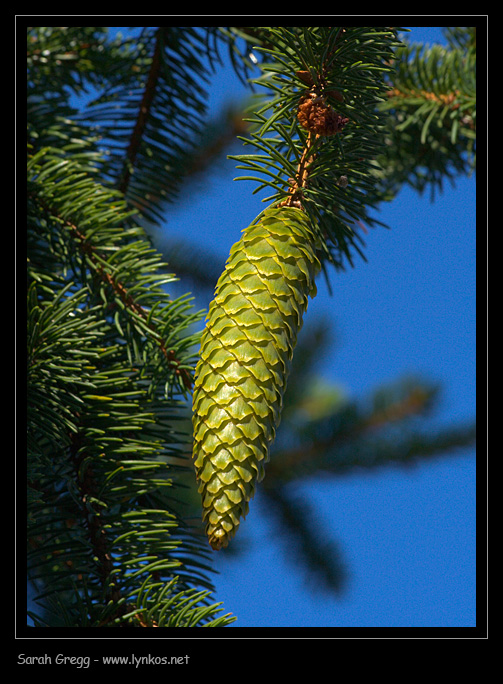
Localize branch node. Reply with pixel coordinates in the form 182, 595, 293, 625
297, 93, 349, 137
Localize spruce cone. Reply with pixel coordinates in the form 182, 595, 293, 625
192, 206, 320, 549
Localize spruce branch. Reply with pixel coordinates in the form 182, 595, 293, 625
230, 26, 402, 269
67, 426, 123, 614
261, 483, 348, 593
375, 28, 476, 199
28, 152, 198, 393
73, 27, 264, 224
27, 139, 226, 625
117, 29, 164, 196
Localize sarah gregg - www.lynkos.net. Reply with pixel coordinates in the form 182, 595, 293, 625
18, 654, 191, 668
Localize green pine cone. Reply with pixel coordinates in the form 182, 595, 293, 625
192, 205, 321, 549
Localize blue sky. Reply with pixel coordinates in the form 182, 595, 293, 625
158, 26, 478, 629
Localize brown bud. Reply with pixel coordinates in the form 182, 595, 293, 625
297, 94, 349, 137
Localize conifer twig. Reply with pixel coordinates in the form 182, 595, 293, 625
33, 195, 193, 389
118, 30, 163, 195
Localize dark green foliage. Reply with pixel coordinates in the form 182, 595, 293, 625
26, 26, 247, 627
27, 148, 233, 626
376, 27, 476, 199
230, 27, 403, 269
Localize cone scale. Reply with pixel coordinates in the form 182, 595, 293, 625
192, 206, 321, 549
